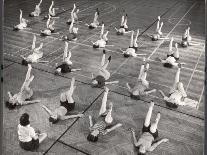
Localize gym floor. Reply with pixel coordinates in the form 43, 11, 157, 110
3, 0, 205, 154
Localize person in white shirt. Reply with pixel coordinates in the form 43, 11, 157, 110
115, 11, 131, 35
14, 9, 29, 31
5, 65, 40, 110
29, 0, 42, 17
18, 113, 47, 151
159, 64, 188, 108
85, 8, 100, 29
41, 15, 58, 36
21, 35, 45, 65
67, 4, 79, 25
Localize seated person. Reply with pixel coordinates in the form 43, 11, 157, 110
126, 58, 156, 100
85, 8, 100, 29
29, 0, 42, 17
148, 16, 168, 41
159, 64, 192, 108
41, 77, 84, 124
120, 30, 146, 58
5, 65, 40, 110
14, 9, 29, 31
55, 42, 81, 75
21, 36, 44, 65
129, 101, 169, 155
91, 50, 119, 88
41, 15, 57, 36
158, 38, 184, 68
115, 12, 131, 35
18, 113, 47, 151
92, 23, 110, 48
87, 87, 122, 142
67, 4, 79, 25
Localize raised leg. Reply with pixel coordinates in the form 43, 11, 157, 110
100, 23, 104, 39
134, 29, 139, 47
177, 82, 187, 98
120, 15, 125, 26
158, 22, 163, 35
102, 56, 111, 70
144, 101, 154, 127
156, 16, 160, 32
170, 67, 180, 93
123, 14, 128, 28
103, 31, 109, 41
168, 37, 174, 53
173, 43, 179, 58
130, 31, 134, 47
101, 50, 106, 66
32, 35, 36, 50
105, 102, 113, 124
149, 112, 160, 133
66, 77, 76, 103
20, 9, 23, 23
46, 15, 51, 28
63, 42, 69, 60
99, 87, 109, 115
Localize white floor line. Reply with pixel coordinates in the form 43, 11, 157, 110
147, 2, 197, 59
196, 86, 204, 109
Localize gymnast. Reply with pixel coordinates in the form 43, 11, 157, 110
41, 77, 84, 124
29, 0, 42, 17
129, 101, 169, 155
87, 87, 122, 142
62, 16, 78, 41
14, 9, 29, 31
115, 12, 131, 35
126, 58, 156, 100
148, 16, 168, 41
21, 36, 45, 66
44, 1, 61, 19
92, 23, 111, 48
18, 113, 47, 151
158, 37, 184, 68
41, 15, 57, 36
66, 4, 79, 25
120, 30, 146, 57
5, 65, 40, 110
91, 50, 119, 88
159, 64, 193, 108
55, 42, 81, 75
180, 27, 199, 47
85, 8, 100, 29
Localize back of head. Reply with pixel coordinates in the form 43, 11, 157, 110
20, 113, 30, 126
49, 117, 59, 124
87, 133, 98, 142
5, 101, 16, 110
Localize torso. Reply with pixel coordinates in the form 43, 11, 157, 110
169, 90, 183, 104
137, 132, 154, 150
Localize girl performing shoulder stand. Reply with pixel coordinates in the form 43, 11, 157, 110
55, 42, 81, 75
67, 4, 79, 25
62, 16, 79, 41
29, 0, 42, 17
148, 16, 168, 41
21, 35, 45, 66
115, 12, 131, 35
129, 101, 169, 155
126, 58, 156, 100
85, 8, 100, 29
158, 37, 184, 68
18, 113, 47, 151
41, 77, 84, 124
91, 50, 119, 88
120, 30, 146, 58
92, 23, 111, 48
41, 15, 58, 36
14, 9, 29, 31
180, 27, 199, 47
44, 1, 62, 19
5, 65, 40, 110
159, 64, 194, 108
87, 87, 122, 142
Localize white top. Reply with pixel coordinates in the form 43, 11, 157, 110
18, 124, 37, 142
95, 39, 106, 48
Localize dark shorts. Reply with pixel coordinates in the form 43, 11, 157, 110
19, 139, 39, 151
165, 101, 178, 109
66, 21, 72, 25
89, 25, 95, 29
167, 54, 179, 61
22, 59, 29, 66
181, 41, 188, 47
93, 44, 99, 48
129, 46, 138, 51
67, 33, 77, 41
60, 101, 75, 112
56, 63, 71, 73
13, 26, 19, 31
29, 13, 34, 17
123, 53, 130, 57
163, 63, 173, 68
142, 124, 158, 139
50, 29, 55, 33
130, 93, 141, 100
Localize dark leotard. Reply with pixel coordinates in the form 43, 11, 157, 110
56, 63, 72, 73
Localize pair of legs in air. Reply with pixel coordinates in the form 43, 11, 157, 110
41, 15, 58, 36
91, 50, 119, 87
67, 4, 80, 25
127, 58, 156, 98
86, 8, 100, 29
41, 77, 84, 124
44, 1, 62, 19
87, 87, 122, 142
121, 30, 146, 57
6, 65, 40, 110
21, 35, 45, 65
55, 42, 81, 75
29, 0, 42, 17
14, 10, 29, 30
159, 65, 188, 108
115, 12, 131, 35
130, 101, 168, 154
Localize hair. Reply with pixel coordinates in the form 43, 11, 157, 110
165, 101, 178, 109
21, 59, 29, 66
87, 133, 98, 142
5, 101, 16, 110
49, 117, 59, 124
130, 94, 140, 100
151, 35, 158, 41
89, 25, 95, 29
13, 26, 19, 31
137, 152, 145, 155
123, 53, 130, 58
163, 62, 173, 68
181, 41, 188, 47
93, 44, 99, 48
20, 113, 30, 126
